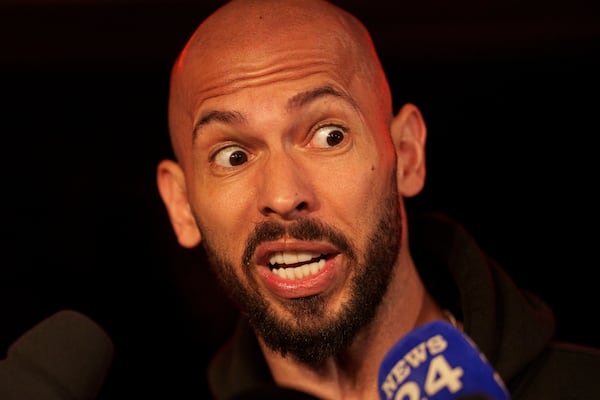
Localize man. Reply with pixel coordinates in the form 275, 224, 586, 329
156, 0, 600, 398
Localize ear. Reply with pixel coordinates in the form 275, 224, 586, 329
156, 159, 202, 248
390, 103, 427, 197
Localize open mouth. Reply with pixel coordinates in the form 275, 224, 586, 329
269, 250, 329, 280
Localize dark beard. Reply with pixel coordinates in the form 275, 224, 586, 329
200, 174, 402, 366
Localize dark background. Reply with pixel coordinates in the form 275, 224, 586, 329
1, 0, 599, 398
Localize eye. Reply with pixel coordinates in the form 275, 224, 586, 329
309, 124, 347, 148
213, 145, 250, 167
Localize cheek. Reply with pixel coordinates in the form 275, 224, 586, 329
192, 183, 257, 257
319, 157, 393, 227
346, 138, 395, 198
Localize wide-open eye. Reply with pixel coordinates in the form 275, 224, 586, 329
213, 145, 250, 167
309, 124, 347, 148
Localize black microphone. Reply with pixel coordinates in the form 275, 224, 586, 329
0, 309, 114, 400
378, 321, 510, 400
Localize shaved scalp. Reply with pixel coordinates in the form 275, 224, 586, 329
167, 0, 392, 166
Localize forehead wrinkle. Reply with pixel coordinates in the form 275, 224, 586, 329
193, 110, 247, 143
186, 54, 344, 104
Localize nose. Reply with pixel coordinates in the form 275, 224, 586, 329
256, 153, 316, 220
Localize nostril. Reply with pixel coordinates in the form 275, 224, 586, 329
296, 201, 308, 211
261, 200, 309, 218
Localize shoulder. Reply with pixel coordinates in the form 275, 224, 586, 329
509, 341, 600, 399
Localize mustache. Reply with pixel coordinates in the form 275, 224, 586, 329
242, 218, 355, 268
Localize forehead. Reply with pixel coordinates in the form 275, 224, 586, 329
191, 50, 357, 109
179, 16, 362, 104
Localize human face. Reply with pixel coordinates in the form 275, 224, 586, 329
186, 78, 400, 363
173, 6, 400, 363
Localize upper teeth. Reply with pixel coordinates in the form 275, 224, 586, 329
272, 259, 326, 280
269, 251, 322, 266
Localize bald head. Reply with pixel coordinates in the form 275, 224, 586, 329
183, 0, 364, 58
168, 0, 392, 166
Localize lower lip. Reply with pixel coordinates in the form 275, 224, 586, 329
258, 257, 338, 299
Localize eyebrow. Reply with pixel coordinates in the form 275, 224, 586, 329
192, 84, 357, 142
286, 84, 357, 111
193, 110, 247, 142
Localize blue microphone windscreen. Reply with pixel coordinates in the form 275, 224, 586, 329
378, 321, 510, 400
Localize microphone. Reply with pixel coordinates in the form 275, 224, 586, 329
378, 320, 510, 400
0, 309, 114, 400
